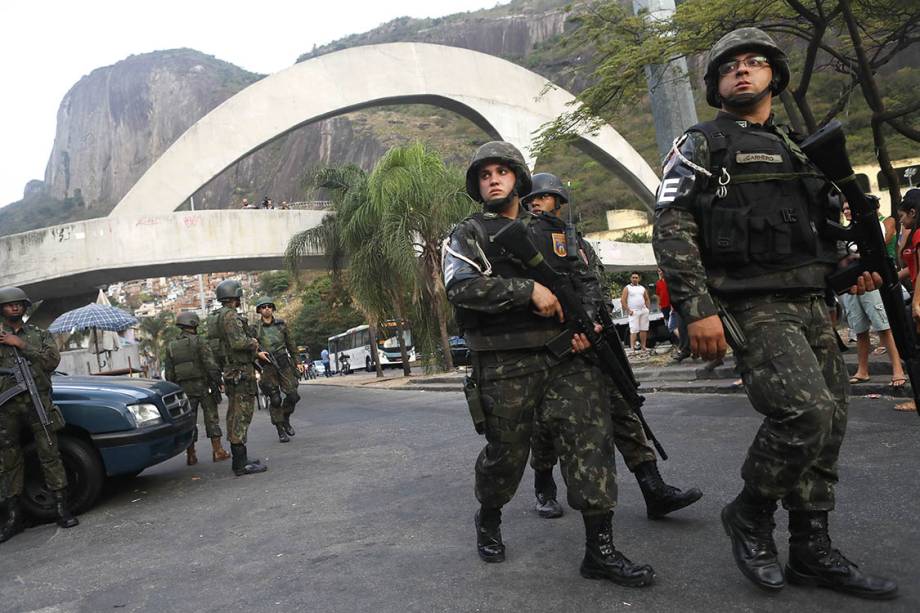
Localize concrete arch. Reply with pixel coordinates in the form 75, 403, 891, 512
110, 42, 659, 217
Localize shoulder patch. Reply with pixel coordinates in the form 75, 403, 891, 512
551, 233, 567, 257
736, 152, 783, 164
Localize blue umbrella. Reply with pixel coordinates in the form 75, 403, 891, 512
48, 303, 138, 334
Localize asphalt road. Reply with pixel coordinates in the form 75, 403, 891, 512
1, 386, 917, 613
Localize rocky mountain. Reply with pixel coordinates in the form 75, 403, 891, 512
0, 0, 577, 236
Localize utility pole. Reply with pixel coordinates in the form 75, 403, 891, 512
632, 0, 699, 163
189, 196, 207, 313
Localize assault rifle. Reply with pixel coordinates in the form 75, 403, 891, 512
0, 346, 54, 445
489, 219, 669, 459
801, 120, 920, 413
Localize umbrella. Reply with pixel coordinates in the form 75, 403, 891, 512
48, 303, 138, 334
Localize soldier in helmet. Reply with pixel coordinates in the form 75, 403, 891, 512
253, 297, 301, 443
653, 27, 897, 598
0, 286, 79, 543
522, 173, 702, 521
210, 280, 267, 476
164, 311, 230, 465
443, 142, 654, 587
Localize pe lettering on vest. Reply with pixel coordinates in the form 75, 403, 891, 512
736, 152, 783, 164
657, 178, 682, 204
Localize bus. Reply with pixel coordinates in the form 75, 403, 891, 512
327, 320, 415, 373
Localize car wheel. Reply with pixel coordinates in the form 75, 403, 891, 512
22, 435, 105, 520
366, 357, 373, 372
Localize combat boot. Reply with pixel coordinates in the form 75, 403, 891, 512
52, 490, 79, 529
210, 437, 230, 462
474, 507, 505, 563
786, 511, 898, 600
186, 443, 198, 465
0, 496, 24, 543
580, 511, 655, 587
275, 424, 290, 443
230, 443, 268, 476
533, 469, 563, 519
634, 461, 702, 519
721, 493, 784, 592
283, 419, 296, 437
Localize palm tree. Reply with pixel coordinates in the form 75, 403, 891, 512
367, 142, 476, 371
137, 311, 175, 376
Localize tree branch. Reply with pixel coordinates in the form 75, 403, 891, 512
888, 118, 920, 143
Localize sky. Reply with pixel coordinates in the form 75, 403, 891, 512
0, 0, 504, 208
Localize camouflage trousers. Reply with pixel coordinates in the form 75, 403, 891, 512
725, 293, 848, 512
0, 400, 68, 499
224, 367, 256, 445
531, 384, 656, 474
259, 363, 300, 425
474, 349, 617, 512
187, 393, 222, 440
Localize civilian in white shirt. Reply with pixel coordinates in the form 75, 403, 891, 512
621, 272, 650, 351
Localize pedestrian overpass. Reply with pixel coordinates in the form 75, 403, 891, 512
3, 42, 659, 306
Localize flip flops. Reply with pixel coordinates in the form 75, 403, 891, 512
890, 377, 908, 389
848, 375, 871, 384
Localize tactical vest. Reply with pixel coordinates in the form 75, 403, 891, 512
213, 307, 254, 367
206, 311, 226, 368
257, 319, 287, 354
167, 335, 202, 382
689, 117, 839, 292
455, 212, 569, 350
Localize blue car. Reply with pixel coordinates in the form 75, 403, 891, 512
21, 375, 196, 520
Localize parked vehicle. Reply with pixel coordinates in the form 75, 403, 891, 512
21, 375, 196, 519
328, 320, 415, 373
449, 336, 470, 366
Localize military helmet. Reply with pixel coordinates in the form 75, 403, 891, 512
0, 286, 31, 307
175, 311, 200, 328
522, 173, 569, 206
255, 296, 276, 310
704, 27, 790, 108
465, 141, 533, 203
215, 279, 243, 301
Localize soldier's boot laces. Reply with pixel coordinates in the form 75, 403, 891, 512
283, 419, 296, 437
533, 469, 563, 518
186, 443, 198, 466
475, 507, 505, 563
210, 437, 230, 462
785, 511, 897, 600
635, 461, 702, 519
275, 424, 290, 443
0, 496, 25, 543
580, 512, 655, 587
52, 491, 79, 529
721, 495, 784, 592
231, 443, 268, 476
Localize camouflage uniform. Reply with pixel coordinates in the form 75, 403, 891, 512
164, 330, 223, 441
255, 317, 300, 426
213, 306, 257, 445
0, 323, 68, 500
652, 110, 845, 511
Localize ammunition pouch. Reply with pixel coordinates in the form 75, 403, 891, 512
172, 361, 201, 382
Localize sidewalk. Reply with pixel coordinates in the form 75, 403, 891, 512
303, 345, 913, 400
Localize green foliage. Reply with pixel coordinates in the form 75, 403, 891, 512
617, 231, 651, 243
137, 310, 176, 370
258, 271, 291, 296
289, 275, 364, 353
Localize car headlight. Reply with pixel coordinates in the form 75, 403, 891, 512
127, 403, 164, 427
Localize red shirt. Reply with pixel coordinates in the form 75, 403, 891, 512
655, 278, 670, 309
904, 231, 920, 284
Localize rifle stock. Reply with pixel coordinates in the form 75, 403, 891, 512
801, 120, 920, 414
489, 219, 669, 459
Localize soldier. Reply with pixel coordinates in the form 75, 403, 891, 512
164, 312, 231, 464
253, 297, 301, 443
443, 142, 654, 587
522, 173, 702, 521
0, 286, 78, 543
211, 280, 268, 476
653, 28, 896, 598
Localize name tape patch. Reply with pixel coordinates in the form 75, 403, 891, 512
736, 152, 783, 164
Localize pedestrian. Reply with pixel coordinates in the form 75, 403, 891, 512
164, 311, 231, 464
0, 286, 79, 544
443, 141, 654, 587
653, 27, 896, 598
621, 272, 650, 351
655, 268, 671, 323
523, 173, 702, 522
894, 189, 920, 411
253, 297, 300, 443
320, 347, 331, 377
211, 280, 267, 476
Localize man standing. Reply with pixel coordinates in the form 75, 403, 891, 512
523, 173, 702, 521
0, 287, 78, 543
320, 347, 331, 377
655, 268, 671, 323
443, 142, 654, 587
164, 312, 230, 465
253, 297, 300, 444
621, 273, 650, 352
212, 280, 267, 476
653, 27, 896, 598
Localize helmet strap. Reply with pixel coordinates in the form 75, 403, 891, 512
483, 190, 517, 214
723, 84, 772, 111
